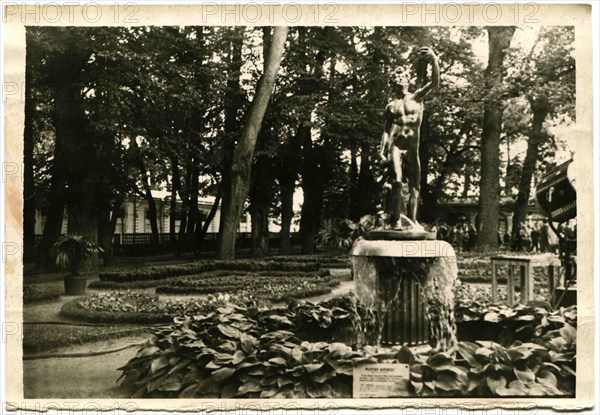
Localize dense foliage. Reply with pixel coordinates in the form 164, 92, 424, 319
268, 255, 350, 268
23, 285, 61, 303
118, 294, 576, 398
53, 234, 103, 276
27, 25, 576, 265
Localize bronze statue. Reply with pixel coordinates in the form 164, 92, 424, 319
379, 47, 439, 230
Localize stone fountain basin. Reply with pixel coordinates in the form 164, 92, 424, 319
350, 239, 455, 258
350, 238, 457, 349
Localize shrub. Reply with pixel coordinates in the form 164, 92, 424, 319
61, 300, 174, 324
410, 332, 575, 397
117, 305, 368, 398
54, 234, 103, 276
118, 297, 576, 398
453, 283, 576, 346
99, 261, 321, 283
269, 255, 350, 268
90, 269, 331, 290
23, 285, 61, 303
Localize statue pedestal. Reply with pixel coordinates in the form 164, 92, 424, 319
350, 238, 457, 350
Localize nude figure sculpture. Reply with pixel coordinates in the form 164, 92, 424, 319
379, 47, 439, 230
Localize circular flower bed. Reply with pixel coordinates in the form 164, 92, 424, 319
155, 273, 339, 302
61, 291, 247, 324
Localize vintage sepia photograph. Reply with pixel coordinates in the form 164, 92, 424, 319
2, 2, 595, 411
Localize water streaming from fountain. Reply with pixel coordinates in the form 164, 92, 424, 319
350, 239, 458, 352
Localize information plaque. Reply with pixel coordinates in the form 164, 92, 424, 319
352, 363, 411, 398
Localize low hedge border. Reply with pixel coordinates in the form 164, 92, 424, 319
269, 255, 350, 268
268, 286, 335, 302
23, 324, 147, 353
160, 272, 338, 289
23, 285, 61, 304
156, 283, 337, 302
61, 299, 174, 324
99, 260, 321, 283
90, 269, 332, 290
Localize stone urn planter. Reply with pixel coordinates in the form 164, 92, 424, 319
54, 235, 102, 296
63, 275, 89, 296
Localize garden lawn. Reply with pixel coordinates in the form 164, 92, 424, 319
24, 335, 146, 399
23, 281, 153, 352
23, 323, 150, 353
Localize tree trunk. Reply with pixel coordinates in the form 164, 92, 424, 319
131, 139, 160, 248
97, 205, 114, 266
99, 196, 122, 266
349, 144, 359, 221
186, 162, 200, 238
248, 30, 278, 258
463, 172, 471, 198
177, 210, 188, 254
181, 160, 194, 238
299, 127, 324, 254
219, 27, 244, 245
169, 174, 177, 247
23, 33, 36, 263
217, 26, 288, 260
298, 29, 332, 253
250, 141, 273, 258
278, 132, 302, 255
511, 97, 550, 241
279, 183, 295, 255
355, 141, 376, 219
52, 83, 99, 270
197, 187, 222, 254
143, 187, 159, 248
475, 26, 516, 252
250, 202, 270, 258
36, 89, 78, 270
171, 157, 187, 256
59, 84, 100, 271
36, 163, 65, 270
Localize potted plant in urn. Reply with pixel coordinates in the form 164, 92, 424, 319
54, 234, 103, 295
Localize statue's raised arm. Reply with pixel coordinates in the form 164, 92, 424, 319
413, 47, 440, 102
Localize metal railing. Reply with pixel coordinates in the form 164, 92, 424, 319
33, 232, 300, 257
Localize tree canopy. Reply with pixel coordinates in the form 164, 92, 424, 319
25, 25, 576, 266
